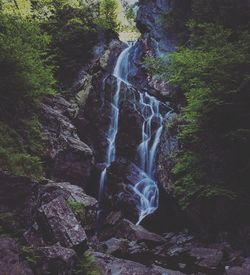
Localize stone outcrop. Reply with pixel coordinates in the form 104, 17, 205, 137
41, 181, 98, 231
93, 251, 185, 275
157, 114, 180, 194
100, 216, 165, 243
75, 40, 124, 163
113, 219, 165, 243
38, 196, 88, 251
97, 230, 248, 275
226, 259, 250, 275
137, 0, 175, 55
0, 171, 99, 274
41, 96, 94, 188
1, 171, 250, 274
37, 243, 76, 275
189, 247, 223, 269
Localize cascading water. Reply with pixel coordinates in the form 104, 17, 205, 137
98, 43, 133, 205
133, 93, 166, 225
98, 42, 171, 225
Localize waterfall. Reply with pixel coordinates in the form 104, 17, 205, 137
98, 43, 133, 205
132, 92, 172, 225
98, 42, 170, 225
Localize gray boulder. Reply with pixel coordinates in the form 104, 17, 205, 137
93, 251, 186, 275
42, 181, 98, 231
101, 218, 165, 243
38, 196, 87, 250
225, 257, 250, 275
37, 243, 76, 275
189, 247, 223, 269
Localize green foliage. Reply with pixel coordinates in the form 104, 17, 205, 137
43, 4, 98, 86
125, 6, 135, 22
30, 0, 86, 21
20, 245, 40, 265
0, 0, 32, 17
0, 0, 100, 177
161, 0, 250, 45
147, 9, 250, 207
0, 121, 44, 178
67, 200, 86, 225
161, 0, 191, 43
95, 0, 120, 32
0, 13, 55, 115
74, 251, 101, 275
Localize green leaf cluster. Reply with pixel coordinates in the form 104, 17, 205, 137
44, 4, 99, 86
95, 0, 120, 32
67, 200, 86, 225
0, 14, 55, 115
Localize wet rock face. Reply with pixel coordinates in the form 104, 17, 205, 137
137, 0, 175, 54
0, 237, 34, 275
157, 113, 180, 194
41, 96, 94, 188
112, 219, 165, 243
75, 41, 125, 163
104, 159, 142, 222
99, 216, 165, 244
117, 85, 144, 160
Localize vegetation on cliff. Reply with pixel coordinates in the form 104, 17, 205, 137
0, 0, 120, 178
147, 0, 250, 209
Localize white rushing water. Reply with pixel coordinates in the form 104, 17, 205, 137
98, 43, 133, 204
99, 42, 170, 225
133, 92, 167, 225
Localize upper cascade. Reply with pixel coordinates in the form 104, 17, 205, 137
98, 43, 134, 208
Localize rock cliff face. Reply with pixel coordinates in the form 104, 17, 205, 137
41, 96, 94, 188
137, 0, 175, 55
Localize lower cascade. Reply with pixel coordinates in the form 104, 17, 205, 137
99, 42, 171, 225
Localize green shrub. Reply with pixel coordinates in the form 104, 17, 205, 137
146, 17, 250, 208
0, 13, 55, 116
74, 251, 101, 275
0, 121, 43, 179
43, 4, 98, 86
20, 245, 41, 265
67, 200, 86, 225
95, 0, 120, 32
